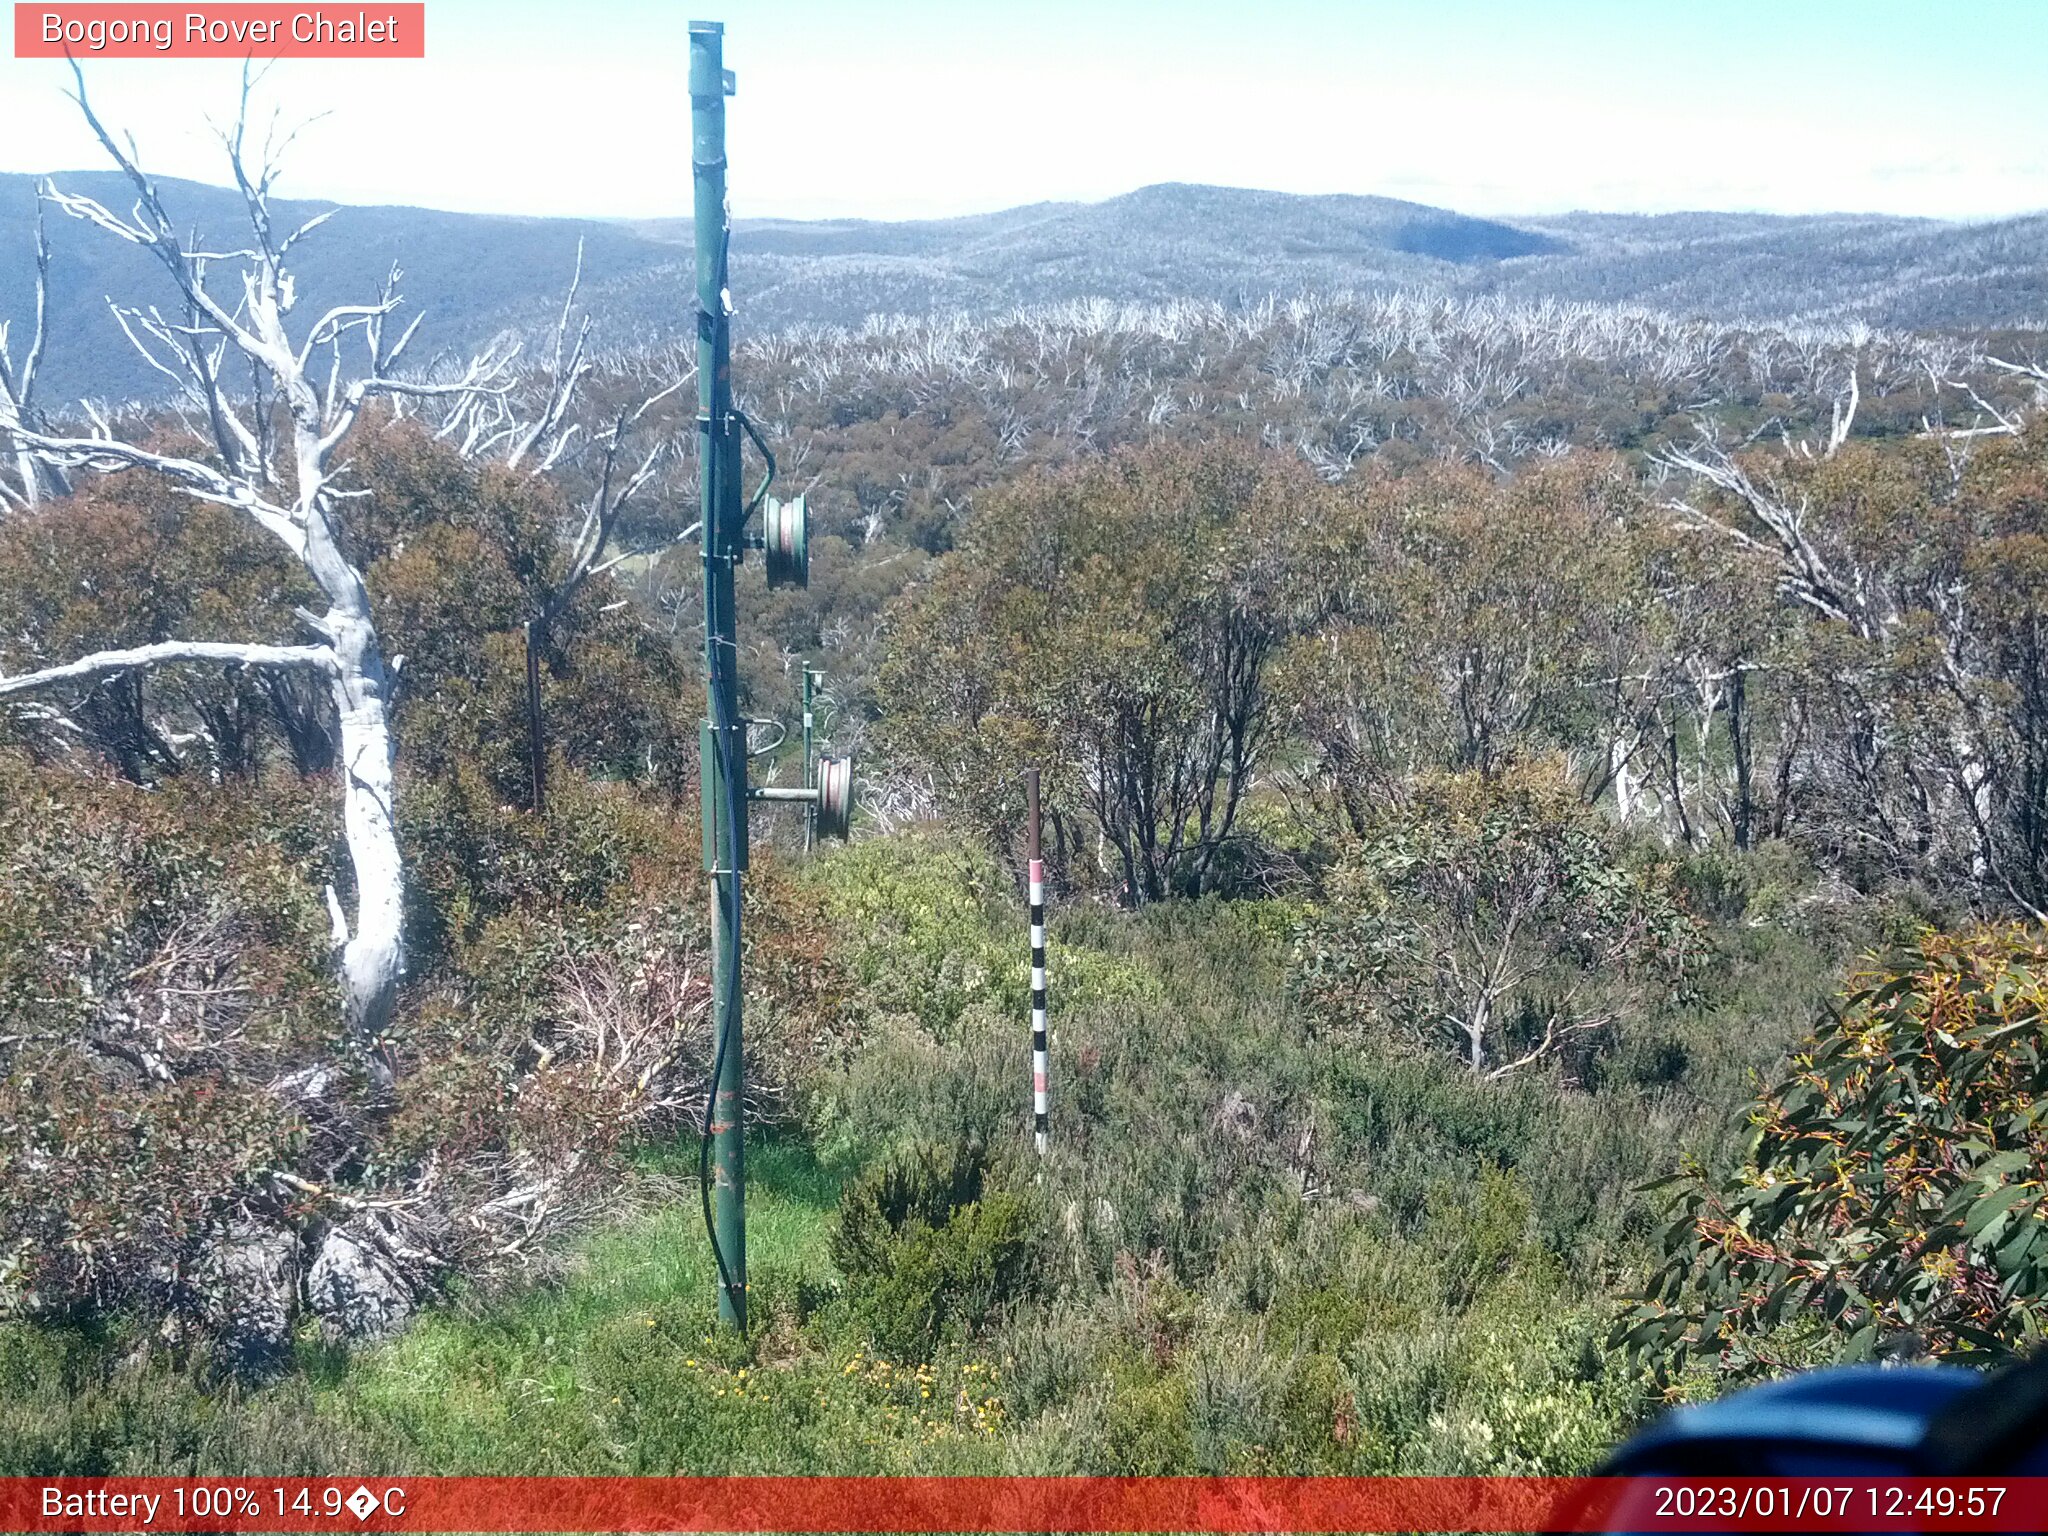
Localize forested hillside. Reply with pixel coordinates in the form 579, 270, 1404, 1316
5, 171, 2047, 404
6, 109, 2048, 1480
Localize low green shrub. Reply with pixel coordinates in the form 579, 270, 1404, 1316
831, 1139, 1049, 1361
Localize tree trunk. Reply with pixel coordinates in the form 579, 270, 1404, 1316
1667, 717, 1695, 847
525, 616, 547, 814
12, 447, 39, 507
1956, 730, 1996, 885
1612, 740, 1638, 823
1465, 993, 1490, 1073
312, 538, 404, 1083
1772, 697, 1804, 839
1729, 667, 1754, 851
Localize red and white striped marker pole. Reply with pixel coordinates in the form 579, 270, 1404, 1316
1026, 767, 1049, 1155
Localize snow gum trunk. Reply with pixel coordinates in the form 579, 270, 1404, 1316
306, 508, 404, 1079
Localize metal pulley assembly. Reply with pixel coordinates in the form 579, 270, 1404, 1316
814, 754, 854, 841
759, 494, 809, 589
744, 750, 854, 841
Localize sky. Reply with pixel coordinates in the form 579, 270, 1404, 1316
0, 0, 2043, 223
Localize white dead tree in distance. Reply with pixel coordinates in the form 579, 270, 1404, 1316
510, 385, 680, 812
0, 66, 509, 1080
425, 242, 689, 810
0, 182, 70, 512
1658, 398, 2033, 912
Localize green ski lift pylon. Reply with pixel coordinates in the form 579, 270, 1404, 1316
690, 16, 748, 1335
689, 22, 853, 1336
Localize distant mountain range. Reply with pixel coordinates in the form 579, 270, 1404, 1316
2, 173, 2043, 406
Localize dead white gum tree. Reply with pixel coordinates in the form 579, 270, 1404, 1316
0, 65, 511, 1080
0, 181, 71, 512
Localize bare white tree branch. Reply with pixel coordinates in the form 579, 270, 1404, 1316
1660, 430, 1859, 631
0, 640, 335, 699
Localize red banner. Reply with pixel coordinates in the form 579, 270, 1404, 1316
12, 4, 425, 58
2, 1476, 2046, 1532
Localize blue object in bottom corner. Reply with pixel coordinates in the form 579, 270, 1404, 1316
1603, 1364, 1986, 1477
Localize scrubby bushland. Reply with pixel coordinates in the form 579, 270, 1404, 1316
1619, 924, 2048, 1382
0, 421, 831, 1363
785, 832, 1806, 1475
0, 754, 337, 1342
0, 810, 1853, 1474
1293, 763, 1701, 1080
877, 423, 2048, 930
0, 738, 840, 1364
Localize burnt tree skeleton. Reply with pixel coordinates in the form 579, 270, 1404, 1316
0, 63, 511, 1078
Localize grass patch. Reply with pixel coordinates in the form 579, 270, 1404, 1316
2, 1139, 1008, 1475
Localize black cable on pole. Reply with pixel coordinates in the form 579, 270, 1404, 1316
698, 630, 748, 1336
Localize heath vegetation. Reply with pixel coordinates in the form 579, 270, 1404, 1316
4, 76, 2048, 1477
